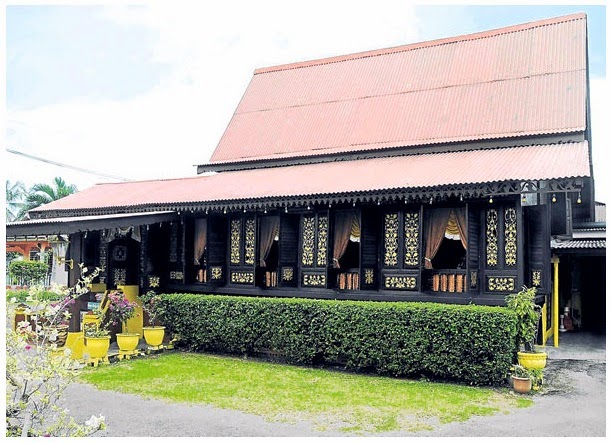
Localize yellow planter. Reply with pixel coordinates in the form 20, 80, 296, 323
143, 326, 165, 347
116, 333, 140, 352
518, 351, 547, 369
85, 336, 111, 359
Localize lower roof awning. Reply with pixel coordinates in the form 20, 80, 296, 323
551, 237, 606, 255
26, 141, 591, 217
6, 211, 179, 237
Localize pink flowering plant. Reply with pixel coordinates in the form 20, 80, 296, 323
106, 290, 139, 333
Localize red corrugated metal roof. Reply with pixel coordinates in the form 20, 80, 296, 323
208, 13, 587, 165
35, 142, 590, 213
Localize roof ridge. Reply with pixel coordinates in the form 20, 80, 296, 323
90, 174, 214, 187
254, 13, 586, 75
237, 69, 584, 116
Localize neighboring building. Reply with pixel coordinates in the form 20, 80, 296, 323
6, 14, 604, 339
550, 202, 606, 333
6, 235, 69, 287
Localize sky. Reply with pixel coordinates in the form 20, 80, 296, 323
3, 1, 609, 204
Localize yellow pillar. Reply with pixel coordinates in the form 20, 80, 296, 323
117, 285, 143, 337
551, 255, 560, 347
541, 302, 547, 346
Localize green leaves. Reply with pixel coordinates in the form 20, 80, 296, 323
160, 294, 517, 386
8, 260, 49, 285
505, 286, 541, 351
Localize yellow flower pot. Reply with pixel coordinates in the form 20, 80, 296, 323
517, 351, 547, 369
116, 333, 140, 352
143, 326, 165, 347
85, 336, 111, 359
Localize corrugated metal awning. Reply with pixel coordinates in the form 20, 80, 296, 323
6, 211, 179, 237
27, 142, 590, 216
551, 238, 606, 250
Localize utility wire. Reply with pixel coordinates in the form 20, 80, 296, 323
6, 148, 130, 181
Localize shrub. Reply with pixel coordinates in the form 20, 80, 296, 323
159, 294, 517, 386
8, 261, 49, 286
6, 289, 62, 303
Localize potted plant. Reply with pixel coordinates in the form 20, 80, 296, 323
106, 291, 140, 355
505, 286, 547, 369
140, 290, 165, 347
510, 364, 533, 394
83, 314, 111, 364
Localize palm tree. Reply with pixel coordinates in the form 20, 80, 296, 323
6, 180, 26, 222
18, 177, 78, 219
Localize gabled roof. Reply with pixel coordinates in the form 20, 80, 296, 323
31, 141, 589, 215
204, 13, 587, 167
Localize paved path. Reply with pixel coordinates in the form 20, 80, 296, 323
60, 332, 606, 437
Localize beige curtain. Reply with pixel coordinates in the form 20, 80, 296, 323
194, 219, 207, 265
333, 210, 359, 268
259, 216, 280, 267
454, 208, 468, 250
424, 208, 451, 269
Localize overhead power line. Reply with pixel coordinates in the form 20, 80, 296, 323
6, 148, 130, 182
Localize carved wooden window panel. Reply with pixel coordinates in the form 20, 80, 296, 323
229, 216, 256, 267
383, 209, 421, 270
301, 213, 328, 269
485, 204, 519, 270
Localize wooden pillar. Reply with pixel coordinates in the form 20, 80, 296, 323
551, 255, 560, 347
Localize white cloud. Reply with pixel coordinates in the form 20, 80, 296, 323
6, 2, 420, 191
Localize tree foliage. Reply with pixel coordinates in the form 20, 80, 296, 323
6, 179, 26, 222
18, 177, 77, 219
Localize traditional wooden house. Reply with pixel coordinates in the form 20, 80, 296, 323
7, 14, 603, 341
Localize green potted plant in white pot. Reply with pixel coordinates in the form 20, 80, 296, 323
505, 286, 547, 369
140, 290, 165, 348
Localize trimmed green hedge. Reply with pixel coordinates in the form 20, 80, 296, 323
8, 261, 49, 285
159, 293, 517, 386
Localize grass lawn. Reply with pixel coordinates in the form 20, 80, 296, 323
79, 351, 532, 434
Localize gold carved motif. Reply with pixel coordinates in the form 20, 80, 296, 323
231, 272, 254, 284
504, 208, 517, 267
244, 218, 256, 265
301, 216, 315, 267
302, 273, 326, 287
384, 275, 417, 290
364, 269, 375, 285
404, 212, 419, 267
148, 275, 160, 288
487, 277, 515, 292
113, 268, 126, 286
532, 270, 542, 287
282, 267, 294, 282
384, 213, 399, 266
317, 216, 328, 267
211, 266, 223, 280
486, 209, 498, 267
470, 271, 478, 289
169, 271, 184, 280
230, 219, 241, 265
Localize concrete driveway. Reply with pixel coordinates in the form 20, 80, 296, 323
60, 331, 606, 437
